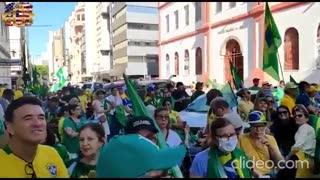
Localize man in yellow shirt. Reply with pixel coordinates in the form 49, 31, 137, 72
280, 82, 298, 114
0, 97, 68, 178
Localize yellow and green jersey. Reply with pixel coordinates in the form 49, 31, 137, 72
0, 144, 69, 178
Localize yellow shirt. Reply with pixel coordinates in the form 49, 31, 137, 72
280, 94, 295, 114
238, 100, 254, 122
78, 95, 88, 112
14, 90, 23, 100
169, 110, 180, 124
58, 117, 65, 142
239, 134, 282, 175
0, 88, 5, 96
0, 144, 69, 178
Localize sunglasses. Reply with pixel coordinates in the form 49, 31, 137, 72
25, 163, 37, 178
278, 111, 288, 115
294, 114, 304, 118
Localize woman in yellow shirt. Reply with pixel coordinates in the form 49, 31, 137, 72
236, 88, 254, 122
239, 111, 283, 178
162, 98, 184, 129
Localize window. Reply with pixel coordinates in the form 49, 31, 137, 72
229, 2, 236, 8
174, 52, 179, 75
195, 2, 202, 22
82, 14, 85, 21
196, 47, 202, 75
284, 27, 299, 70
166, 54, 170, 74
77, 14, 80, 21
166, 15, 169, 33
184, 5, 189, 26
216, 2, 222, 13
184, 50, 190, 75
127, 5, 158, 14
174, 10, 179, 29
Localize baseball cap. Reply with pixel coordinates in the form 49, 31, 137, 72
96, 134, 187, 178
284, 82, 298, 90
125, 116, 158, 134
248, 111, 267, 124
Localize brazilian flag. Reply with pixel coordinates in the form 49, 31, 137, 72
262, 2, 282, 81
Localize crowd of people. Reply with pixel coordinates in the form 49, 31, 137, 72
0, 78, 319, 178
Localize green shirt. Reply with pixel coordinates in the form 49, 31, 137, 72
53, 143, 70, 165
62, 117, 85, 154
70, 161, 96, 178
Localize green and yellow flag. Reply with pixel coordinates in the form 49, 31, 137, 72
123, 74, 183, 178
262, 2, 282, 81
229, 60, 242, 90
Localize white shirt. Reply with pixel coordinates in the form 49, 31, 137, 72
107, 95, 123, 115
166, 129, 182, 148
292, 123, 316, 157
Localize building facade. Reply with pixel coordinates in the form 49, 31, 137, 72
159, 2, 320, 86
110, 2, 159, 78
0, 2, 14, 87
93, 2, 112, 81
69, 3, 85, 83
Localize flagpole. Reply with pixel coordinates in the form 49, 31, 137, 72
277, 52, 285, 82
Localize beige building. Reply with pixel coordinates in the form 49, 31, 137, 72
69, 3, 85, 83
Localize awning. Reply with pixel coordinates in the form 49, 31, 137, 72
110, 63, 127, 77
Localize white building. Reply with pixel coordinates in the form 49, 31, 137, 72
93, 2, 112, 81
158, 2, 320, 86
110, 2, 159, 78
8, 27, 22, 76
47, 31, 54, 82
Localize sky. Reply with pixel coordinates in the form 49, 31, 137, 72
28, 2, 76, 64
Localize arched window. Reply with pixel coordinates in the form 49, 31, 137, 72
195, 47, 202, 75
284, 27, 299, 70
166, 54, 170, 75
174, 52, 179, 75
184, 50, 190, 75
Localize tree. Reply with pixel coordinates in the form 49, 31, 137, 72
34, 65, 49, 81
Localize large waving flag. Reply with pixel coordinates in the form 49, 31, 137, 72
229, 60, 242, 90
262, 2, 282, 81
123, 74, 183, 178
51, 67, 67, 92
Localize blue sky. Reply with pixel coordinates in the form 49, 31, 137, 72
28, 2, 76, 61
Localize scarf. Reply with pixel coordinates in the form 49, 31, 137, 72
208, 147, 251, 178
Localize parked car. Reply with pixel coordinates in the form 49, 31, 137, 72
82, 82, 103, 92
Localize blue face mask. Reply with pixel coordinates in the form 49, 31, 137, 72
218, 135, 238, 153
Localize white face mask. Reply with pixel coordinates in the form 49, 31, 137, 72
217, 135, 238, 153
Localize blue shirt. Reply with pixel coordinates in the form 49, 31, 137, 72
296, 92, 311, 108
190, 148, 210, 178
